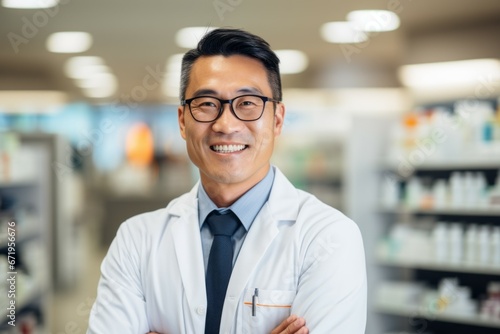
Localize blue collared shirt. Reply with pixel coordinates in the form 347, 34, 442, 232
198, 166, 275, 272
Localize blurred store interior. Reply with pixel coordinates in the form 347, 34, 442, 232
1, 0, 500, 333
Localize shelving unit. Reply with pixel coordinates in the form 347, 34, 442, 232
377, 257, 500, 276
375, 161, 500, 334
0, 143, 51, 332
0, 132, 76, 333
382, 159, 500, 171
375, 302, 500, 329
345, 104, 500, 334
379, 206, 500, 217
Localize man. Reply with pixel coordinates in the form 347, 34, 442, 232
88, 28, 366, 334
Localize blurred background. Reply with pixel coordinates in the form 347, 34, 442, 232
1, 0, 500, 333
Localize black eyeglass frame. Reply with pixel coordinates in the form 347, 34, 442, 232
181, 94, 280, 123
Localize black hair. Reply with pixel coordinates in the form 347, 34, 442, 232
180, 28, 282, 102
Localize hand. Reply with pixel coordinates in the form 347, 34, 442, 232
271, 315, 309, 334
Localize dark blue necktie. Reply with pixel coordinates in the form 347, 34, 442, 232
204, 210, 241, 334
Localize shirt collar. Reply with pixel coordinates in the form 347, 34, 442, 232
198, 166, 275, 231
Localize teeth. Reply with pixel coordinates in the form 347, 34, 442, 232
212, 144, 246, 153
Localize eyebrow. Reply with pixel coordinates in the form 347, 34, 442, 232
236, 87, 263, 95
191, 88, 217, 97
190, 87, 264, 98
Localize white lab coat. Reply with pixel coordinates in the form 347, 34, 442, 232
88, 168, 367, 334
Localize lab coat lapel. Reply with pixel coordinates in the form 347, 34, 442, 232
221, 168, 299, 331
171, 186, 207, 316
228, 168, 299, 293
229, 204, 279, 291
220, 204, 278, 332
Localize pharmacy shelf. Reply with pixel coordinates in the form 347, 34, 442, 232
375, 302, 500, 329
377, 257, 500, 276
0, 133, 69, 332
1, 280, 48, 325
379, 206, 500, 217
0, 226, 40, 249
0, 180, 38, 188
382, 159, 500, 172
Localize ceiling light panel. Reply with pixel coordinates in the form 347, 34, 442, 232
175, 27, 217, 48
78, 72, 117, 98
2, 0, 59, 8
80, 77, 118, 98
64, 56, 117, 98
320, 22, 368, 44
275, 50, 309, 74
75, 72, 117, 89
347, 10, 400, 32
163, 53, 184, 97
64, 56, 106, 78
399, 58, 500, 88
46, 31, 93, 53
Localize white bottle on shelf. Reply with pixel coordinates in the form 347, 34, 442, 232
432, 179, 448, 209
468, 101, 495, 157
449, 223, 464, 265
405, 177, 422, 209
381, 177, 399, 209
464, 224, 478, 266
433, 222, 449, 263
489, 170, 500, 208
438, 277, 459, 309
463, 172, 475, 208
490, 227, 500, 267
475, 172, 488, 208
449, 172, 464, 209
478, 225, 491, 266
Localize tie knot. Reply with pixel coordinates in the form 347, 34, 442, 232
205, 210, 241, 237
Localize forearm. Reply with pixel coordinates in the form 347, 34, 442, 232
88, 223, 149, 333
292, 220, 367, 333
147, 315, 309, 334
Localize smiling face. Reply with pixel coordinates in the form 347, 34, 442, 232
178, 55, 285, 205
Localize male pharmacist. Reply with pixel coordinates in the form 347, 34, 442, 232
88, 28, 366, 334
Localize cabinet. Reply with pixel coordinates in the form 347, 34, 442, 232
0, 133, 52, 333
0, 184, 51, 333
345, 105, 500, 334
373, 103, 500, 333
376, 164, 500, 334
0, 132, 76, 333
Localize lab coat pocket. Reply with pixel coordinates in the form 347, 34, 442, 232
241, 289, 296, 334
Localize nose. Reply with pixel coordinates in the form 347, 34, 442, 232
211, 102, 243, 133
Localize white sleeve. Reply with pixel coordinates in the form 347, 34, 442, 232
87, 221, 150, 334
293, 218, 367, 333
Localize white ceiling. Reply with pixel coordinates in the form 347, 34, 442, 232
1, 0, 500, 103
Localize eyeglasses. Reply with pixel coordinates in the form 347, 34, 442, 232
181, 94, 279, 123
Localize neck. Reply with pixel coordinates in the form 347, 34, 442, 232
203, 183, 247, 208
201, 165, 270, 207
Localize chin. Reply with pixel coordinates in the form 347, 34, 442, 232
205, 167, 248, 185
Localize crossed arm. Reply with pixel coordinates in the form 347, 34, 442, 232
146, 315, 309, 334
89, 213, 366, 333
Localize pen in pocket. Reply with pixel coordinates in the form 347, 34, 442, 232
252, 288, 259, 317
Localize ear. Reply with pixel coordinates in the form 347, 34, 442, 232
273, 102, 286, 137
178, 105, 187, 140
